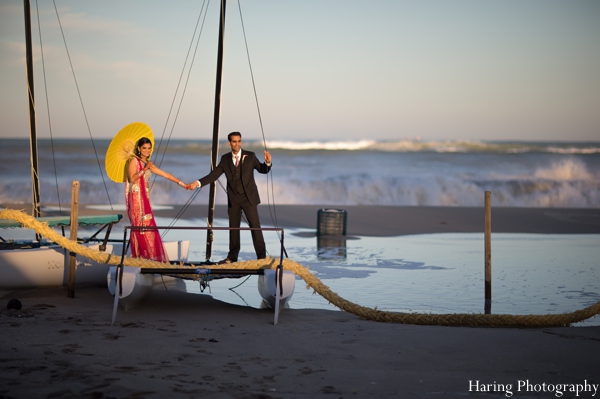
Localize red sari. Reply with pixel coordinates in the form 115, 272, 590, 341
125, 158, 169, 262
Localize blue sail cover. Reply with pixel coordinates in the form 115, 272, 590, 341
0, 214, 122, 229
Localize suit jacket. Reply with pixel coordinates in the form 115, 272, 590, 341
198, 150, 271, 206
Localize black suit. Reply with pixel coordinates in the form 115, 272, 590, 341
198, 150, 271, 261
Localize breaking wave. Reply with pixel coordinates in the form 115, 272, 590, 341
1, 139, 598, 208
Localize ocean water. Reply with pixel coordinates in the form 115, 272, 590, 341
0, 138, 599, 208
154, 216, 600, 327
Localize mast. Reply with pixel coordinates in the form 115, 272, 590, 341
205, 0, 227, 261
23, 0, 41, 221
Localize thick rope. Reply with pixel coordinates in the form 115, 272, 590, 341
2, 208, 599, 327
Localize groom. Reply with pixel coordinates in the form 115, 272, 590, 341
187, 132, 272, 264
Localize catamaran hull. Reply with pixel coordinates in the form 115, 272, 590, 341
257, 269, 295, 309
108, 265, 296, 312
106, 240, 191, 309
107, 266, 154, 311
0, 240, 189, 292
0, 243, 115, 290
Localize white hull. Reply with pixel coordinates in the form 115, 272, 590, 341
106, 240, 190, 309
109, 265, 296, 316
0, 243, 116, 290
257, 269, 295, 309
107, 266, 154, 310
0, 240, 189, 293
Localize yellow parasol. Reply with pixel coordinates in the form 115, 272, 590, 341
105, 122, 154, 183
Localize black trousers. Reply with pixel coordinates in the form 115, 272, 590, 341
227, 195, 266, 261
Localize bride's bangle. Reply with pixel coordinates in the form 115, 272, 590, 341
138, 170, 144, 177
177, 181, 185, 187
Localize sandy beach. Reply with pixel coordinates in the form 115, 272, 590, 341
1, 204, 599, 398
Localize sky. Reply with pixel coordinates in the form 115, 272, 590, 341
0, 0, 599, 142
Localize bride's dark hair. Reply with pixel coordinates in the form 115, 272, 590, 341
135, 137, 152, 159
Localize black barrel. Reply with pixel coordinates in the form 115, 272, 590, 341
317, 208, 347, 236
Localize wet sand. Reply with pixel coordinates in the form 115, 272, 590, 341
16, 203, 600, 236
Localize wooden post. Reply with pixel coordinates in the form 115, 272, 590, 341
484, 191, 492, 314
67, 181, 80, 298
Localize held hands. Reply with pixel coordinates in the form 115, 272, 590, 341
175, 181, 197, 190
181, 181, 199, 191
176, 180, 196, 190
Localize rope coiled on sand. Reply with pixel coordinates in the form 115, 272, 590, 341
2, 208, 599, 327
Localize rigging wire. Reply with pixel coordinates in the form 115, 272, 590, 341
161, 187, 202, 237
51, 0, 113, 210
151, 0, 216, 233
153, 0, 283, 257
159, 180, 226, 238
35, 0, 62, 213
235, 0, 286, 257
158, 0, 247, 237
156, 0, 249, 239
153, 0, 210, 175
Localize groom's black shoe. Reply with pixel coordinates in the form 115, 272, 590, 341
217, 258, 233, 265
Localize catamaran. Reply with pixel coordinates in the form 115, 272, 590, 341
0, 0, 189, 295
1, 0, 294, 319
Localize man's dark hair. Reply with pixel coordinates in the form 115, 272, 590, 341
228, 131, 242, 142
